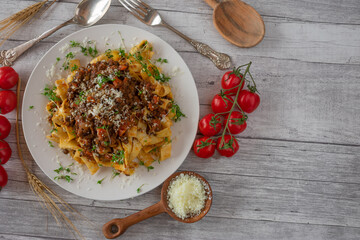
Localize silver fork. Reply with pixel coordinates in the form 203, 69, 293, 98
118, 0, 232, 70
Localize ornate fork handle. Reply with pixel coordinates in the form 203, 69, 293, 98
162, 22, 231, 70
0, 19, 73, 66
189, 40, 231, 70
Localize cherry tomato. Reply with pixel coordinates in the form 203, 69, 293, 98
211, 93, 233, 114
198, 113, 222, 137
0, 90, 17, 114
216, 135, 239, 157
221, 71, 244, 95
224, 111, 247, 135
0, 140, 11, 165
237, 90, 260, 113
0, 66, 19, 89
0, 164, 8, 190
193, 136, 216, 158
0, 116, 11, 139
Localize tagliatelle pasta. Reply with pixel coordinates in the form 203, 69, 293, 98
45, 40, 182, 176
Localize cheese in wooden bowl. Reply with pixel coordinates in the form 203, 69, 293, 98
163, 171, 212, 222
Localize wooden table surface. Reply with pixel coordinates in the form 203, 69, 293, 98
1, 0, 360, 239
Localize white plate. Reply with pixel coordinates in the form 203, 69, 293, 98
22, 24, 199, 201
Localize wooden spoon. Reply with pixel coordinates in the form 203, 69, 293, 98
204, 0, 265, 48
102, 171, 213, 239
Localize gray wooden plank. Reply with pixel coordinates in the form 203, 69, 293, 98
1, 198, 360, 240
6, 49, 360, 145
5, 135, 360, 185
2, 163, 360, 228
14, 0, 360, 25
1, 1, 360, 65
1, 0, 360, 239
0, 233, 62, 240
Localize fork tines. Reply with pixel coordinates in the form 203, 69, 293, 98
119, 0, 152, 23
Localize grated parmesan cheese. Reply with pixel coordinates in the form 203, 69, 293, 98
45, 63, 56, 80
59, 43, 70, 53
167, 173, 207, 219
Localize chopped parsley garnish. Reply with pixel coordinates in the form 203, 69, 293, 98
66, 52, 74, 59
114, 71, 126, 78
97, 74, 114, 87
137, 184, 145, 193
56, 57, 60, 62
139, 160, 145, 166
29, 106, 34, 109
54, 163, 76, 182
171, 101, 186, 122
131, 52, 170, 83
112, 169, 120, 179
69, 40, 98, 58
92, 145, 97, 151
54, 164, 64, 174
54, 175, 73, 182
98, 163, 103, 167
149, 147, 158, 153
86, 46, 98, 58
77, 149, 83, 152
105, 49, 113, 58
97, 125, 108, 129
150, 65, 171, 82
119, 48, 126, 58
104, 141, 110, 146
147, 166, 154, 172
112, 150, 124, 165
70, 40, 81, 47
75, 91, 86, 105
48, 141, 54, 147
71, 64, 78, 72
50, 128, 57, 133
97, 178, 105, 184
43, 85, 60, 102
156, 58, 168, 64
63, 52, 75, 70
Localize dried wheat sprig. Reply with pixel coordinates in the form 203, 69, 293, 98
0, 0, 57, 47
16, 79, 87, 240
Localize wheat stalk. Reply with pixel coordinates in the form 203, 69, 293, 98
16, 79, 87, 240
0, 0, 57, 47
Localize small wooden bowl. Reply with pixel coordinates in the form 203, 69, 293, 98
102, 171, 213, 239
161, 171, 213, 223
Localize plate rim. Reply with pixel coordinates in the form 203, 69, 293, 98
22, 24, 199, 201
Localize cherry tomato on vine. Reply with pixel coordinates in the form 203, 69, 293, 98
0, 91, 17, 114
224, 111, 247, 134
0, 116, 11, 139
211, 93, 233, 114
0, 140, 11, 165
193, 136, 216, 158
221, 70, 244, 95
198, 113, 222, 137
0, 164, 8, 190
237, 90, 260, 113
216, 135, 239, 157
0, 66, 19, 89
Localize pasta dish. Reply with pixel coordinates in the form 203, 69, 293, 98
45, 40, 181, 176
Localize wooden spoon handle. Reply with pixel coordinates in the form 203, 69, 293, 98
204, 0, 219, 9
102, 201, 166, 239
